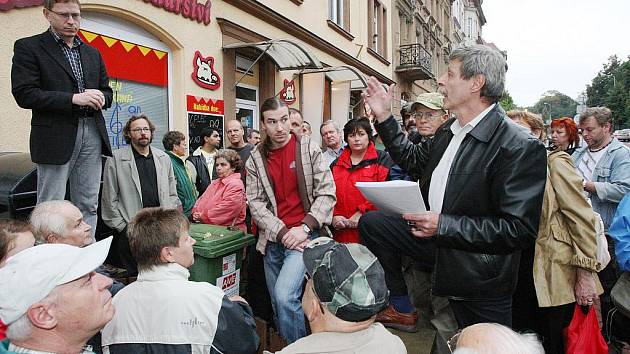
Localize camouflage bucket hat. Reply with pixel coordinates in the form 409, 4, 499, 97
303, 237, 389, 322
413, 92, 445, 111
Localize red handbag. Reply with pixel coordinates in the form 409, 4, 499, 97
563, 304, 608, 354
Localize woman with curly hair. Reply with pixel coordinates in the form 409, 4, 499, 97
192, 149, 247, 232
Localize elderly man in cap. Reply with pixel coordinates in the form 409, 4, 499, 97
267, 237, 406, 354
0, 237, 114, 354
402, 93, 449, 145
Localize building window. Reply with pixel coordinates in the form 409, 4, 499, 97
329, 0, 343, 27
328, 0, 351, 36
467, 17, 473, 38
368, 0, 387, 58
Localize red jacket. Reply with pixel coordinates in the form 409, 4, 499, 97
331, 143, 394, 243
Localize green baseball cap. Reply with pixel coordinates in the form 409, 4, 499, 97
303, 237, 389, 322
413, 92, 445, 111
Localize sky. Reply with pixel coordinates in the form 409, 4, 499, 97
482, 0, 629, 107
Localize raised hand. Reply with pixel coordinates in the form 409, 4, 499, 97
362, 76, 395, 123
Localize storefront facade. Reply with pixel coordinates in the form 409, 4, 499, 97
1, 0, 394, 153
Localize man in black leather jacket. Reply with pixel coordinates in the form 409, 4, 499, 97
359, 44, 547, 331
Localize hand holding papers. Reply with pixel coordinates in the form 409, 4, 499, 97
355, 180, 427, 215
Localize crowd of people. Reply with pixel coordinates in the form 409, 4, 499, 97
2, 1, 630, 353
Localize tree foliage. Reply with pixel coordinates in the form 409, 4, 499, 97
530, 90, 577, 122
586, 55, 630, 130
499, 91, 517, 112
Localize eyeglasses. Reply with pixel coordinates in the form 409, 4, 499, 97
131, 128, 151, 133
48, 10, 82, 21
447, 330, 462, 353
411, 112, 443, 120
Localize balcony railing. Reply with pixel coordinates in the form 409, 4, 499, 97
396, 43, 433, 80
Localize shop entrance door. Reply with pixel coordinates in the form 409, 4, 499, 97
236, 84, 259, 131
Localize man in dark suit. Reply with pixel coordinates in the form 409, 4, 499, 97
11, 0, 113, 240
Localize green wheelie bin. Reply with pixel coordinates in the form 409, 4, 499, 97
188, 224, 255, 296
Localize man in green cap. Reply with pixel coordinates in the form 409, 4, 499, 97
404, 92, 449, 144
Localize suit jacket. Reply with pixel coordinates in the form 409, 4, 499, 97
11, 30, 113, 164
101, 146, 179, 232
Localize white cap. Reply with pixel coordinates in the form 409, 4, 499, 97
0, 236, 113, 325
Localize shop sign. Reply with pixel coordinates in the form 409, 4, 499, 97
279, 79, 296, 105
216, 269, 240, 297
0, 0, 43, 12
187, 95, 225, 153
191, 51, 221, 90
142, 0, 212, 26
186, 95, 224, 115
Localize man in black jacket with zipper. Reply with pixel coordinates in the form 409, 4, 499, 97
360, 44, 546, 331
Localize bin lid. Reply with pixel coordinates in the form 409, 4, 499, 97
0, 152, 36, 201
190, 224, 255, 258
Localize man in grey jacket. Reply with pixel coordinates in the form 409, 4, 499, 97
101, 114, 178, 277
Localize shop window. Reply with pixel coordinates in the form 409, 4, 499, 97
236, 55, 255, 76
80, 15, 171, 150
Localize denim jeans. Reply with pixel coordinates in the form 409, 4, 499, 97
263, 231, 318, 343
36, 116, 102, 240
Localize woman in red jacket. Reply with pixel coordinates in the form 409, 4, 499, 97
191, 149, 247, 232
330, 117, 394, 243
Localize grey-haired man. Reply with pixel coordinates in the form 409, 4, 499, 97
0, 237, 114, 354
361, 44, 546, 330
266, 237, 406, 354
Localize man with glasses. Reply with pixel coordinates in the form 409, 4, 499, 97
101, 115, 178, 277
11, 0, 113, 241
409, 93, 450, 143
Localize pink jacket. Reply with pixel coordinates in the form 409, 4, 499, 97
192, 172, 247, 233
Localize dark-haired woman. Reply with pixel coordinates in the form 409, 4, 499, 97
192, 149, 247, 233
330, 117, 394, 243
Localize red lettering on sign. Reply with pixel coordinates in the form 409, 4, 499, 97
222, 273, 237, 289
143, 0, 212, 26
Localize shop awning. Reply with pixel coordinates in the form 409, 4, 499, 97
301, 65, 368, 90
223, 39, 322, 71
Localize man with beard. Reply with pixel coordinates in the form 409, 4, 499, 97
573, 106, 630, 341
101, 114, 178, 277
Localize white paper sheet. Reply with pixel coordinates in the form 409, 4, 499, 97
355, 180, 427, 215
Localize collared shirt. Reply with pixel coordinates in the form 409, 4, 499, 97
132, 146, 160, 208
322, 143, 346, 168
428, 104, 496, 213
49, 28, 85, 93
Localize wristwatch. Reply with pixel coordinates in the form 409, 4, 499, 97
302, 223, 312, 235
